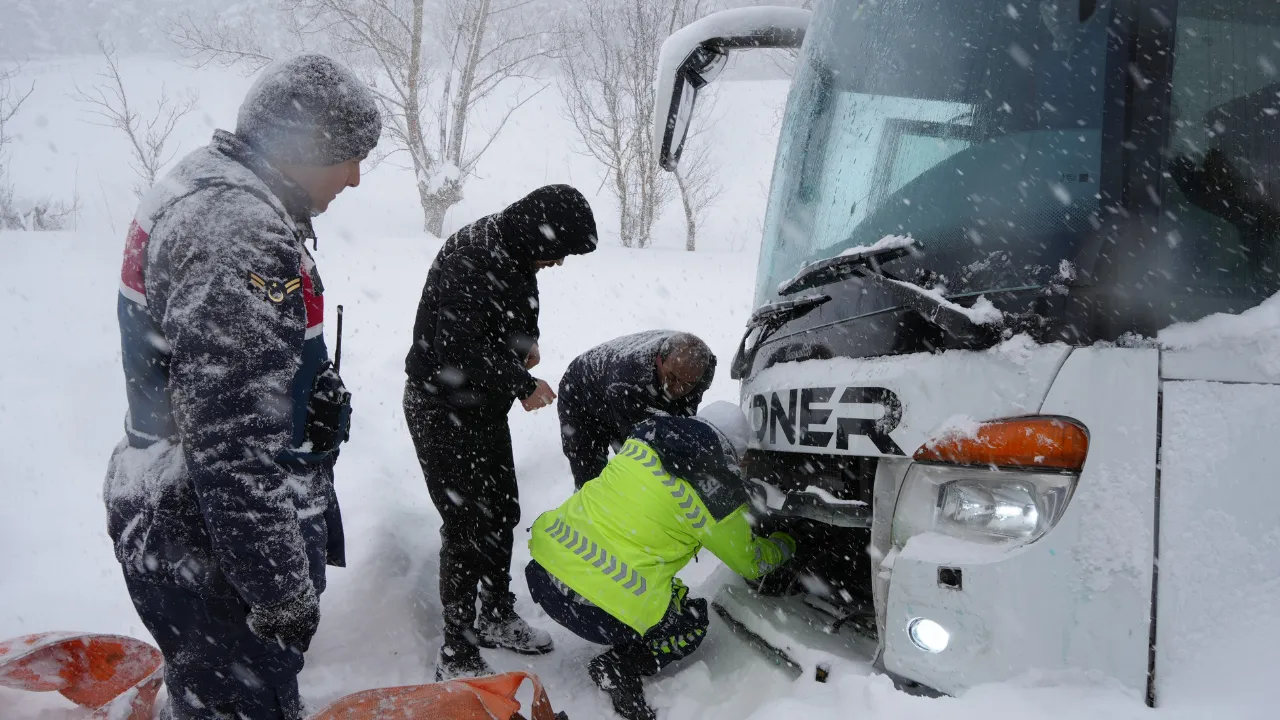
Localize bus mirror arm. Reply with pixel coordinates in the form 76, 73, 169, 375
655, 8, 811, 172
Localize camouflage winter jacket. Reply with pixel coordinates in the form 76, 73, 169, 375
104, 130, 346, 608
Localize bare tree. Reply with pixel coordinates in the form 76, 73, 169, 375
560, 0, 717, 249
673, 129, 722, 251
0, 65, 33, 159
765, 0, 813, 76
168, 0, 561, 236
72, 39, 198, 197
0, 65, 80, 231
0, 64, 35, 230
165, 10, 296, 71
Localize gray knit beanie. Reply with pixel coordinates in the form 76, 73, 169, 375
236, 53, 382, 167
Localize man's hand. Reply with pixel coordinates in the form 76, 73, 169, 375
521, 378, 556, 411
247, 584, 320, 652
524, 343, 541, 370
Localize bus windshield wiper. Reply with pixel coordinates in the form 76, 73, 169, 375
777, 235, 917, 296
730, 294, 831, 379
777, 235, 1004, 343
747, 293, 832, 328
866, 274, 1003, 342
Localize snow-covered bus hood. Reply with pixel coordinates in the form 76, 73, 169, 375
741, 336, 1072, 458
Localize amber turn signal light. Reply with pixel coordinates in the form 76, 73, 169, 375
913, 416, 1089, 471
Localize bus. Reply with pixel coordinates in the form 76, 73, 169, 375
653, 0, 1280, 707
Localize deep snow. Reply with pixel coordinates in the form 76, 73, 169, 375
1, 54, 1277, 720
0, 230, 1217, 720
0, 230, 779, 719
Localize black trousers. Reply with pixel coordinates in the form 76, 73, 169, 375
404, 381, 521, 646
123, 573, 305, 720
525, 560, 708, 677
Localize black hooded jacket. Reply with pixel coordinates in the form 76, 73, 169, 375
406, 185, 597, 411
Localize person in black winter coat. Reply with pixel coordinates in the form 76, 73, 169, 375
558, 331, 716, 489
103, 54, 380, 720
404, 184, 598, 680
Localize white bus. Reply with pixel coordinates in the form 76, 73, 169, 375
654, 0, 1280, 707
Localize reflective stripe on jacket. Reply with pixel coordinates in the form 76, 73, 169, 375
530, 432, 790, 634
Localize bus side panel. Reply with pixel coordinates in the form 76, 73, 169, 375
882, 348, 1157, 695
1155, 381, 1280, 708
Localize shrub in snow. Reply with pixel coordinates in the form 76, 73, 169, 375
0, 183, 78, 231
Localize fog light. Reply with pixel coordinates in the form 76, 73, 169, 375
908, 618, 950, 653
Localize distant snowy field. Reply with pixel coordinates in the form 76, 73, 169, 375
0, 57, 1273, 720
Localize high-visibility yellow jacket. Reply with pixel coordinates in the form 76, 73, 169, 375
529, 416, 792, 634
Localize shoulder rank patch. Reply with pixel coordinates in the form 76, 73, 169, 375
249, 272, 303, 304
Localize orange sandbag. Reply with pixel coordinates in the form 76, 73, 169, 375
309, 670, 565, 720
2, 632, 565, 720
0, 632, 164, 720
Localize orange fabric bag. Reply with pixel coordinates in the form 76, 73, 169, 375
309, 670, 565, 720
2, 632, 566, 720
0, 632, 164, 720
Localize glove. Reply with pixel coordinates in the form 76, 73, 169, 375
672, 577, 690, 612
247, 584, 320, 652
769, 532, 797, 563
305, 360, 352, 453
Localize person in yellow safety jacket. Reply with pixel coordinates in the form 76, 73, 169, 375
525, 401, 795, 720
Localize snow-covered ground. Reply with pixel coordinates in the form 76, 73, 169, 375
1, 55, 1275, 720
0, 228, 773, 719
0, 230, 1170, 720
5, 231, 1267, 720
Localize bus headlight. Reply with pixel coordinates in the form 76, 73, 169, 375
893, 465, 1074, 546
940, 478, 1041, 539
891, 417, 1087, 548
908, 617, 950, 653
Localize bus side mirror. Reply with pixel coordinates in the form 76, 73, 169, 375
654, 7, 811, 172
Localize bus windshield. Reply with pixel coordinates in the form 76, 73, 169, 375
754, 0, 1280, 329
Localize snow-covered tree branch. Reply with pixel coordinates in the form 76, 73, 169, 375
0, 64, 35, 230
165, 14, 280, 72
71, 38, 199, 198
1, 63, 78, 231
168, 0, 560, 237
674, 130, 722, 251
559, 0, 718, 249
0, 66, 33, 157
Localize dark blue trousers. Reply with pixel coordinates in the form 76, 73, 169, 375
123, 573, 306, 720
525, 560, 708, 676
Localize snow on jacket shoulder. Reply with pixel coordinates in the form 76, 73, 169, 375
405, 184, 597, 410
104, 130, 340, 608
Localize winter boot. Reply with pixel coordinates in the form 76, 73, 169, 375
475, 591, 554, 655
588, 651, 657, 720
434, 640, 494, 682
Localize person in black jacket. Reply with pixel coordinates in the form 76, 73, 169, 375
558, 331, 716, 489
103, 54, 380, 720
404, 184, 598, 680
